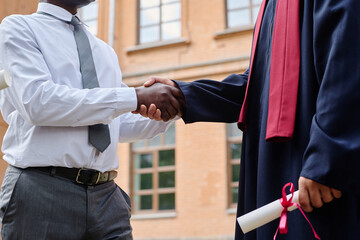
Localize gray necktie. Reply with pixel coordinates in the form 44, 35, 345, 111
70, 16, 111, 152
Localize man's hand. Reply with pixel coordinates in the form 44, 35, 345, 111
135, 82, 184, 122
134, 77, 186, 121
298, 176, 342, 212
134, 104, 162, 121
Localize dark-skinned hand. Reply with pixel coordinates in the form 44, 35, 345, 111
134, 77, 186, 121
134, 82, 184, 122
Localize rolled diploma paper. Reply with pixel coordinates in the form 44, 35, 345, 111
0, 69, 11, 90
237, 190, 299, 234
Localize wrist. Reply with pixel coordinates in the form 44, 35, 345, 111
134, 87, 142, 110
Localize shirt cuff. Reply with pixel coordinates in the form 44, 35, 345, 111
115, 87, 137, 114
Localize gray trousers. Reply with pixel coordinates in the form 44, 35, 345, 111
0, 165, 133, 240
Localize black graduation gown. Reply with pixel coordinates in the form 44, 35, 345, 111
175, 0, 360, 239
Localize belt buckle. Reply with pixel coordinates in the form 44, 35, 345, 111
76, 169, 101, 185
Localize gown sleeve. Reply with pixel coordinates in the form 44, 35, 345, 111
300, 0, 360, 194
174, 69, 249, 124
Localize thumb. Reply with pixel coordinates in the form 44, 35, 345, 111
144, 77, 175, 87
144, 78, 156, 87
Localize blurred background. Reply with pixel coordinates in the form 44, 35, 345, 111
0, 0, 259, 239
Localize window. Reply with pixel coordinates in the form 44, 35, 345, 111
131, 123, 176, 213
227, 123, 242, 208
226, 0, 262, 29
79, 1, 99, 35
138, 0, 181, 44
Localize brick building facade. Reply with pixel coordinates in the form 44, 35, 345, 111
0, 1, 257, 239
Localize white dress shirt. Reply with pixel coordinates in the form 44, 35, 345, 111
0, 3, 173, 172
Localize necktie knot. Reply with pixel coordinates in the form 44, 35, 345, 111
70, 16, 81, 27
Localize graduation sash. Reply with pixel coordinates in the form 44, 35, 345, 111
238, 0, 300, 142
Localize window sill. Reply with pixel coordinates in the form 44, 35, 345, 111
214, 26, 253, 40
226, 208, 237, 215
131, 212, 177, 220
126, 38, 190, 54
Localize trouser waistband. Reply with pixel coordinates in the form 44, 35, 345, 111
30, 166, 117, 186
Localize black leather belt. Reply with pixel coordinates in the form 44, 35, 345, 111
32, 167, 117, 186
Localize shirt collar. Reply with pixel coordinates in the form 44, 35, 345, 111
37, 2, 74, 22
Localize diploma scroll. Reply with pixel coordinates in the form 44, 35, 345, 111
237, 190, 299, 234
0, 69, 11, 90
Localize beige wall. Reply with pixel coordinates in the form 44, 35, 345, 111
0, 0, 38, 20
117, 120, 238, 240
114, 0, 252, 87
114, 0, 252, 239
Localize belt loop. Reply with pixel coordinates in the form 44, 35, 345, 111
50, 167, 56, 176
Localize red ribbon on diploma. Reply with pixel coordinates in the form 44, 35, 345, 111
273, 183, 321, 240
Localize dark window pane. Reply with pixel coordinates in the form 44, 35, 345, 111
159, 150, 175, 166
140, 0, 160, 8
232, 187, 238, 204
161, 21, 181, 40
140, 8, 160, 26
159, 193, 175, 210
134, 173, 153, 190
228, 9, 251, 28
164, 123, 175, 145
227, 0, 249, 10
159, 171, 175, 188
135, 195, 153, 210
231, 143, 241, 159
232, 164, 240, 182
134, 153, 153, 169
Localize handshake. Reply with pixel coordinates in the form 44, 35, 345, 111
134, 77, 186, 122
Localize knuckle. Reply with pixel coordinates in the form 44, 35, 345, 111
299, 198, 308, 207
160, 91, 169, 98
322, 194, 333, 203
304, 206, 313, 213
333, 191, 342, 198
308, 181, 316, 188
312, 201, 323, 208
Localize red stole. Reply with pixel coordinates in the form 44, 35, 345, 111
238, 0, 300, 142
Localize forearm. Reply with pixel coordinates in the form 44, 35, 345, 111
175, 73, 248, 123
3, 80, 137, 127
